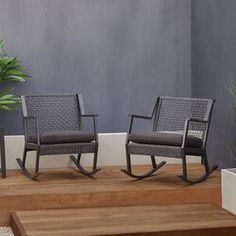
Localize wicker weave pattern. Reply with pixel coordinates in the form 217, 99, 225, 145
154, 97, 209, 140
40, 143, 96, 155
24, 117, 38, 143
128, 143, 182, 157
24, 94, 81, 135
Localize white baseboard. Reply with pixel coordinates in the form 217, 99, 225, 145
4, 133, 199, 170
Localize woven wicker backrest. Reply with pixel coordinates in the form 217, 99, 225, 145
22, 94, 82, 133
154, 97, 213, 139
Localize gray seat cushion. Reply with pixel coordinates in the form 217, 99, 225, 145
128, 132, 202, 148
40, 130, 95, 144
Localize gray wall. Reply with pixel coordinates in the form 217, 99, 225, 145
192, 0, 236, 168
0, 0, 191, 134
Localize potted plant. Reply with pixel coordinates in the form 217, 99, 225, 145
222, 80, 236, 215
0, 39, 29, 110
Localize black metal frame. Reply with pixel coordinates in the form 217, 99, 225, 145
121, 97, 217, 184
177, 117, 217, 184
16, 94, 100, 180
70, 113, 101, 179
0, 126, 6, 178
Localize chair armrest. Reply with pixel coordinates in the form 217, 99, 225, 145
81, 114, 98, 117
129, 114, 152, 120
188, 118, 208, 124
81, 114, 98, 141
23, 116, 40, 145
127, 114, 153, 135
182, 118, 208, 149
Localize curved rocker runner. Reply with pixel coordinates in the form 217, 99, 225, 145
121, 155, 166, 180
70, 154, 101, 178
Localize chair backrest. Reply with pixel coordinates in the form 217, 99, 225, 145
153, 97, 214, 139
22, 94, 84, 133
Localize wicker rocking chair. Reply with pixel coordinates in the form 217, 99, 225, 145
17, 94, 100, 180
121, 96, 217, 184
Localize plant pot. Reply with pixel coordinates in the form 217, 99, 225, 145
222, 168, 236, 215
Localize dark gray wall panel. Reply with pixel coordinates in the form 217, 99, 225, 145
0, 0, 191, 134
192, 0, 236, 168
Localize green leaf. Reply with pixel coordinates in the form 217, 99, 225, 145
0, 88, 14, 96
0, 94, 14, 100
0, 100, 18, 105
2, 75, 26, 82
0, 105, 12, 110
0, 104, 19, 111
0, 39, 29, 111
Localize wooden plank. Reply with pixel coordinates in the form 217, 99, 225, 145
0, 164, 221, 226
11, 204, 236, 236
10, 213, 27, 236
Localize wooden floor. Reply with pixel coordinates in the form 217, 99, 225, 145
11, 204, 236, 236
0, 164, 221, 226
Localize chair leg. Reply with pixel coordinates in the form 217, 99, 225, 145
22, 147, 27, 167
77, 153, 81, 165
151, 155, 157, 168
70, 150, 101, 178
201, 156, 204, 165
182, 154, 187, 178
202, 151, 210, 174
92, 145, 99, 172
178, 152, 217, 185
0, 127, 6, 178
121, 147, 166, 180
126, 153, 132, 173
35, 150, 40, 174
16, 148, 42, 180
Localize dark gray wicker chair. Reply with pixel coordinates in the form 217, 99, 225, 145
121, 96, 217, 184
17, 94, 100, 180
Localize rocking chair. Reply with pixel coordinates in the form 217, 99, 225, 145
17, 94, 100, 180
121, 96, 217, 184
